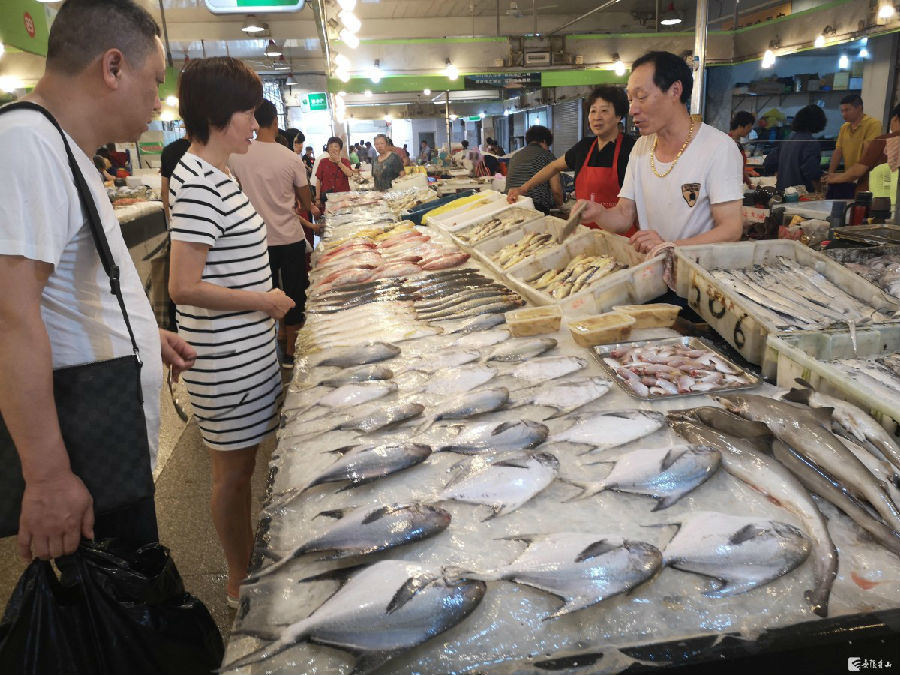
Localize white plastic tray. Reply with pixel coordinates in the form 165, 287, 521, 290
471, 216, 572, 277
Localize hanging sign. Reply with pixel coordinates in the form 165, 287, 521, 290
204, 0, 305, 14
307, 92, 328, 111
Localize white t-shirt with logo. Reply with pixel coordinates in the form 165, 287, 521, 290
619, 123, 743, 242
0, 109, 163, 465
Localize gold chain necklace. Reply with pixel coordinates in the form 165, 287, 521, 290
650, 120, 695, 178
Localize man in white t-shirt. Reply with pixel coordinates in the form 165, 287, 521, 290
229, 99, 317, 364
578, 51, 743, 253
0, 0, 195, 562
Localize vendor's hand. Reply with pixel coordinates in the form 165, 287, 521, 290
575, 199, 604, 224
159, 329, 196, 382
630, 229, 665, 254
18, 470, 94, 561
261, 288, 296, 320
310, 203, 322, 217
507, 187, 525, 203
822, 172, 839, 184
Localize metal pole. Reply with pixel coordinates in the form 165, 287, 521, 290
690, 0, 708, 117
446, 90, 452, 156
655, 0, 659, 33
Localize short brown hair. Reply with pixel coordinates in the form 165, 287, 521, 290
326, 136, 344, 149
46, 0, 160, 76
178, 57, 262, 144
586, 86, 628, 119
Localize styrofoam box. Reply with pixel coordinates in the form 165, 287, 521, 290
505, 229, 668, 317
439, 199, 536, 235
675, 239, 900, 380
426, 191, 515, 230
767, 325, 900, 434
471, 216, 572, 276
446, 204, 543, 251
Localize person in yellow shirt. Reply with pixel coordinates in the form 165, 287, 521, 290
825, 94, 881, 199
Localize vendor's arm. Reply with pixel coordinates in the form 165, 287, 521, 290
507, 156, 567, 203
577, 197, 637, 234
0, 255, 94, 561
827, 145, 843, 174
549, 173, 564, 208
169, 241, 294, 319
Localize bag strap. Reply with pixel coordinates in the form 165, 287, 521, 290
0, 101, 142, 364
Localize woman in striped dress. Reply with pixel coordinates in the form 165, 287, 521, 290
168, 57, 295, 606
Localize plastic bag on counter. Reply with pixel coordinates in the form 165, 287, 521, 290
0, 540, 223, 675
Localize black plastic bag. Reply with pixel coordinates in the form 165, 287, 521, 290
0, 540, 224, 675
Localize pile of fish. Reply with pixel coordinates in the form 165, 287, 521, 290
222, 201, 900, 674
309, 223, 469, 294
381, 186, 437, 214
526, 253, 623, 299
324, 191, 387, 214
600, 340, 756, 398
709, 257, 893, 330
827, 354, 900, 400
843, 253, 900, 300
489, 231, 558, 269
455, 207, 542, 246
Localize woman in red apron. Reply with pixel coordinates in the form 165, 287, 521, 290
574, 132, 637, 238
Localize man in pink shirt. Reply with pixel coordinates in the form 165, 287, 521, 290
229, 99, 315, 365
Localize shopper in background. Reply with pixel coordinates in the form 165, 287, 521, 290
824, 103, 900, 193
106, 141, 130, 173
825, 94, 882, 199
348, 144, 360, 167
762, 104, 827, 193
418, 140, 432, 163
373, 134, 405, 191
577, 51, 743, 253
0, 0, 195, 561
728, 110, 757, 188
93, 154, 117, 184
228, 99, 315, 366
389, 137, 410, 167
365, 140, 377, 164
168, 57, 293, 607
508, 85, 637, 234
505, 125, 562, 213
316, 136, 356, 210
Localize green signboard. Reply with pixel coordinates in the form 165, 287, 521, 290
467, 115, 482, 122
204, 0, 305, 13
0, 0, 51, 56
307, 92, 328, 111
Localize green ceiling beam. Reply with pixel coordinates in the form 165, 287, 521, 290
540, 70, 627, 87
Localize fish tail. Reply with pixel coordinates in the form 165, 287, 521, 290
804, 587, 830, 618
559, 478, 604, 502
218, 636, 297, 673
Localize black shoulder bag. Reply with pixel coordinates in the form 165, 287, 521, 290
0, 102, 154, 538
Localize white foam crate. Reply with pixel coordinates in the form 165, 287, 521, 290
505, 229, 668, 317
675, 239, 900, 380
471, 216, 571, 276
427, 192, 532, 231
766, 325, 900, 434
446, 203, 543, 251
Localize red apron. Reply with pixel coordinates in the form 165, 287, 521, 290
574, 133, 638, 238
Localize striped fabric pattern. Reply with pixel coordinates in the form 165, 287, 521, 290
169, 153, 281, 450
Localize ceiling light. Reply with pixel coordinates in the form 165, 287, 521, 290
334, 53, 351, 70
449, 114, 458, 121
337, 0, 357, 9
612, 53, 626, 77
761, 49, 776, 68
479, 112, 486, 119
339, 28, 360, 49
384, 114, 393, 122
286, 74, 297, 86
445, 59, 459, 80
814, 34, 825, 48
879, 3, 896, 19
0, 42, 5, 61
264, 40, 282, 57
337, 90, 346, 97
860, 47, 870, 58
336, 68, 351, 82
423, 88, 431, 95
838, 54, 849, 69
503, 109, 511, 116
339, 9, 361, 33
0, 76, 21, 93
364, 89, 372, 98
370, 59, 382, 83
165, 95, 178, 107
660, 2, 682, 25
242, 16, 267, 33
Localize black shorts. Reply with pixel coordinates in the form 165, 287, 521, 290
268, 240, 309, 326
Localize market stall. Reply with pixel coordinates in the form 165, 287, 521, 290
222, 192, 900, 674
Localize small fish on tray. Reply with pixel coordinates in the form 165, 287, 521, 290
594, 337, 759, 400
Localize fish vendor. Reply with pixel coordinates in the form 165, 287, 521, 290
576, 50, 744, 255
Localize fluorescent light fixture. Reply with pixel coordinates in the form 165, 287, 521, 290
339, 28, 360, 48
860, 37, 868, 45
364, 89, 372, 97
423, 88, 431, 95
445, 59, 459, 81
336, 68, 351, 82
449, 114, 458, 121
660, 17, 681, 25
334, 53, 351, 70
286, 75, 297, 86
370, 59, 382, 83
612, 53, 626, 77
479, 112, 486, 119
339, 9, 361, 33
660, 3, 681, 26
860, 47, 870, 58
838, 54, 849, 69
338, 0, 357, 10
761, 49, 776, 68
879, 3, 896, 18
814, 34, 825, 48
165, 95, 178, 107
503, 109, 511, 116
264, 40, 282, 57
242, 16, 267, 33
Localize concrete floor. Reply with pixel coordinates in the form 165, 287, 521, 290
0, 378, 277, 642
